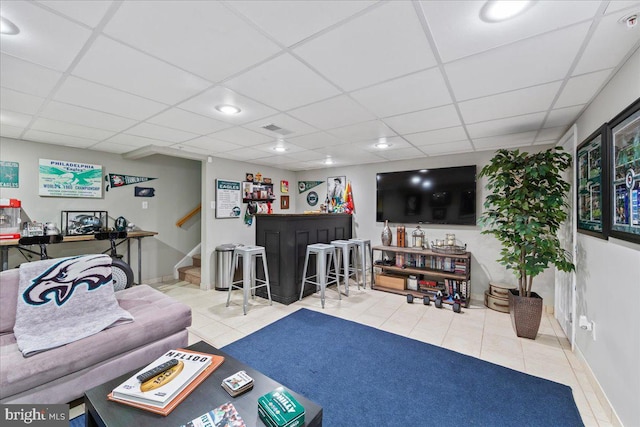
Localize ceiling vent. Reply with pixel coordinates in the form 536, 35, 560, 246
261, 123, 292, 135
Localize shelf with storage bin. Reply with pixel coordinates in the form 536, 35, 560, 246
372, 245, 471, 308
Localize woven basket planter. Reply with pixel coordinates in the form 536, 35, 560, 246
508, 289, 543, 339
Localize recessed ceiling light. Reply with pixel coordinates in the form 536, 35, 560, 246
215, 104, 241, 115
0, 16, 20, 35
324, 158, 334, 165
480, 1, 533, 23
375, 141, 391, 149
273, 146, 287, 153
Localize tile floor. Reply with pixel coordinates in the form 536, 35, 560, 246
146, 279, 616, 427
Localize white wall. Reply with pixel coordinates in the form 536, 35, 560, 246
294, 145, 557, 304
573, 48, 640, 427
0, 137, 202, 281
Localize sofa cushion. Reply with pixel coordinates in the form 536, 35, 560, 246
0, 285, 191, 400
0, 269, 19, 334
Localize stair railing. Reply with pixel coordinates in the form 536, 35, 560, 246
176, 204, 201, 227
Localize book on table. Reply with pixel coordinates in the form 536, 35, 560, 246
178, 401, 246, 427
221, 370, 254, 397
108, 348, 224, 415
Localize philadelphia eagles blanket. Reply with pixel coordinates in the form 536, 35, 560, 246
13, 254, 134, 357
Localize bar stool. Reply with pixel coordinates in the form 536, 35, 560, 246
226, 245, 272, 315
330, 240, 359, 296
349, 238, 372, 289
299, 243, 340, 308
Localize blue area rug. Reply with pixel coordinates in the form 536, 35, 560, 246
222, 308, 583, 426
70, 414, 84, 427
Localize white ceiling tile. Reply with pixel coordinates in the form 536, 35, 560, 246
0, 54, 62, 98
36, 0, 114, 28
472, 131, 538, 151
0, 88, 45, 115
377, 146, 426, 161
573, 12, 640, 75
535, 126, 568, 142
466, 112, 547, 139
228, 0, 374, 47
287, 132, 344, 149
445, 23, 590, 101
283, 148, 328, 162
182, 136, 244, 153
350, 68, 452, 118
104, 1, 281, 81
0, 124, 25, 139
31, 117, 115, 141
404, 126, 468, 146
419, 140, 474, 156
1, 110, 33, 128
458, 81, 562, 124
178, 86, 277, 125
147, 108, 231, 135
87, 141, 135, 154
604, 1, 640, 14
243, 113, 318, 138
216, 147, 272, 161
383, 104, 461, 135
72, 36, 211, 105
105, 133, 170, 148
294, 2, 437, 91
54, 76, 168, 120
544, 105, 585, 128
225, 53, 340, 111
125, 123, 199, 143
0, 1, 91, 70
209, 127, 274, 147
556, 69, 613, 108
22, 129, 96, 148
327, 120, 397, 142
288, 95, 376, 129
421, 1, 601, 63
39, 101, 137, 132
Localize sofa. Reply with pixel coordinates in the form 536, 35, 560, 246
0, 267, 192, 404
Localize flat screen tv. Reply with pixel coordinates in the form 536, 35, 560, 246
376, 165, 477, 225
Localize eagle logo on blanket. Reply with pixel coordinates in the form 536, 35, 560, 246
23, 255, 113, 306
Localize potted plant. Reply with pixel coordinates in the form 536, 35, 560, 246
479, 147, 575, 339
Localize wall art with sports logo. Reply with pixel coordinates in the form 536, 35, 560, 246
609, 97, 640, 244
576, 124, 608, 239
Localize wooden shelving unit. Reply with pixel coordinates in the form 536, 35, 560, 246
372, 245, 471, 308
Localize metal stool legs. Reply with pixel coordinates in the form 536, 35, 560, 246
299, 244, 339, 308
226, 246, 272, 315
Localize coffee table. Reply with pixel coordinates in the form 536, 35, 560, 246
84, 341, 323, 426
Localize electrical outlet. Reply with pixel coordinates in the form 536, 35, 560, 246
142, 201, 148, 209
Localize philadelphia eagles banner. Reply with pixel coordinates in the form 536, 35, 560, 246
105, 173, 156, 191
298, 180, 324, 193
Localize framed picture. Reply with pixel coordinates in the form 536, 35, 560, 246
576, 123, 609, 238
609, 97, 640, 244
327, 176, 346, 201
281, 180, 289, 193
280, 195, 289, 210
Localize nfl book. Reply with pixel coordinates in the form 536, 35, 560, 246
257, 387, 305, 427
108, 349, 224, 415
179, 402, 246, 427
221, 370, 254, 397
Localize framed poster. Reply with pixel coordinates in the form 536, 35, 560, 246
609, 97, 640, 244
576, 124, 608, 238
38, 159, 102, 198
280, 195, 290, 210
0, 161, 19, 188
216, 179, 242, 218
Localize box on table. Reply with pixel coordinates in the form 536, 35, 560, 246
257, 387, 305, 427
375, 273, 406, 290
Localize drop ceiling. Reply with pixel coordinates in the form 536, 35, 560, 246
1, 1, 639, 171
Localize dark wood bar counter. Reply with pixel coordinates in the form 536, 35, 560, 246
255, 213, 352, 304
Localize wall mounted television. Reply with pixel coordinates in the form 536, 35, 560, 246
376, 165, 477, 225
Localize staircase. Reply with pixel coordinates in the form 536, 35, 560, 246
178, 254, 201, 285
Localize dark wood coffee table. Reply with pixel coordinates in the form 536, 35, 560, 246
84, 341, 322, 426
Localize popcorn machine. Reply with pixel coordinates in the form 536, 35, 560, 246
0, 198, 21, 240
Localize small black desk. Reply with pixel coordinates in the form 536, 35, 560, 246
84, 341, 323, 427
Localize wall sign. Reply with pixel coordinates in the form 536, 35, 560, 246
105, 173, 156, 191
0, 161, 19, 188
298, 180, 323, 193
39, 159, 102, 198
307, 191, 319, 206
576, 124, 608, 238
216, 179, 242, 218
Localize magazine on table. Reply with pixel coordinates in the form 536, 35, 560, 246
111, 349, 213, 407
179, 402, 246, 427
221, 370, 254, 397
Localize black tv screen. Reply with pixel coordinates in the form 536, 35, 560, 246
376, 166, 477, 225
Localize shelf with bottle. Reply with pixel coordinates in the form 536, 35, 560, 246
242, 181, 276, 203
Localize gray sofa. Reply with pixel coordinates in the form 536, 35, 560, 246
0, 268, 192, 404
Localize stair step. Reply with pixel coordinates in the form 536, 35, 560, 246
178, 266, 201, 285
192, 253, 201, 267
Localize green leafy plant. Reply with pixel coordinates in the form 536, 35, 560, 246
479, 147, 575, 297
